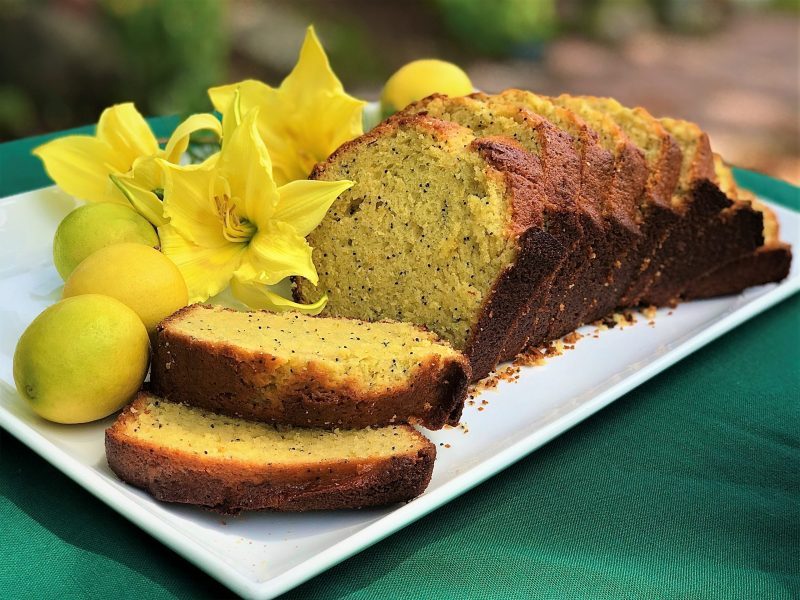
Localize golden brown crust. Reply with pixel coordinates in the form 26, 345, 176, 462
105, 395, 436, 513
151, 305, 471, 430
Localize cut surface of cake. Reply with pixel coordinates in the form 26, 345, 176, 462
295, 114, 565, 380
395, 92, 597, 357
151, 304, 471, 429
106, 393, 436, 513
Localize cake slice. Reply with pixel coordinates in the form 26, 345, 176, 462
682, 157, 791, 298
151, 304, 470, 430
106, 393, 436, 513
552, 95, 684, 308
497, 90, 647, 339
626, 118, 762, 305
394, 92, 593, 358
295, 115, 565, 380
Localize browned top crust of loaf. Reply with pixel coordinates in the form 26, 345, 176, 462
105, 394, 436, 513
301, 114, 565, 381
150, 304, 471, 430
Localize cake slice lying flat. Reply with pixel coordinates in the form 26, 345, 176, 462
151, 304, 470, 430
106, 393, 436, 513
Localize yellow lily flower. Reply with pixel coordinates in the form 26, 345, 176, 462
158, 105, 352, 312
33, 103, 221, 225
208, 25, 365, 185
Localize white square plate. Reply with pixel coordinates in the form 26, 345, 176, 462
1, 186, 798, 599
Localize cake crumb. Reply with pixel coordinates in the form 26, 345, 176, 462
641, 305, 658, 320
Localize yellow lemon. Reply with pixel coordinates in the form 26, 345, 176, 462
63, 243, 188, 332
13, 294, 149, 424
53, 203, 159, 280
380, 59, 473, 115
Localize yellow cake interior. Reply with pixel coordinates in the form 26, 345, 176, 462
297, 120, 518, 350
166, 305, 461, 389
122, 395, 424, 464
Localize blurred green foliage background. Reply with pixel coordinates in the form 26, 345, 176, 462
1, 0, 798, 182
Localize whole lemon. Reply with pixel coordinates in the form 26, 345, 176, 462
53, 203, 159, 280
63, 243, 188, 332
380, 59, 473, 115
13, 294, 149, 424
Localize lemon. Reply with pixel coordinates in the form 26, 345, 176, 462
380, 59, 473, 115
63, 243, 188, 332
13, 294, 149, 424
53, 203, 159, 280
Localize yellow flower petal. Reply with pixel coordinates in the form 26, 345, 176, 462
32, 135, 127, 204
274, 178, 353, 237
208, 80, 264, 131
230, 276, 327, 315
110, 174, 168, 227
234, 221, 317, 286
129, 155, 164, 191
281, 26, 346, 99
218, 108, 279, 228
163, 113, 222, 164
161, 161, 229, 248
159, 224, 246, 302
213, 85, 248, 145
96, 103, 159, 170
208, 27, 365, 186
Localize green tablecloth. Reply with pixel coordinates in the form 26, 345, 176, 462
1, 123, 798, 600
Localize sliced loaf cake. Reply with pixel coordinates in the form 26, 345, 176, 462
151, 304, 470, 429
106, 393, 436, 513
294, 115, 565, 380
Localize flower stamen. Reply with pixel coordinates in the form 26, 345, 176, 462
214, 194, 256, 243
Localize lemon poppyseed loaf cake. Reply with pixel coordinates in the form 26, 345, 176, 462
151, 304, 470, 429
682, 157, 791, 299
635, 119, 764, 305
106, 393, 435, 513
395, 93, 600, 359
295, 115, 565, 380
